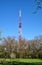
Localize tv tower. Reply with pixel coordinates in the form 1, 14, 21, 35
18, 10, 22, 40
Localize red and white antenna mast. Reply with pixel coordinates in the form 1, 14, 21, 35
18, 9, 22, 40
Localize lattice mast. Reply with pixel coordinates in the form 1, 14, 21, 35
18, 10, 22, 40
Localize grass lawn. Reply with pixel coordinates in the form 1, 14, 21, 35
0, 58, 42, 65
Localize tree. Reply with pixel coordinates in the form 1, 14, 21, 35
33, 0, 42, 13
2, 36, 16, 58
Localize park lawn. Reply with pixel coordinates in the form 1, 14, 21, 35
9, 58, 42, 63
0, 58, 42, 63
0, 59, 42, 65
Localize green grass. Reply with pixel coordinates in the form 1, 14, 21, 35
12, 58, 42, 63
5, 58, 42, 63
0, 58, 42, 65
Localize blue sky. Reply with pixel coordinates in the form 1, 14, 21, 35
0, 0, 42, 40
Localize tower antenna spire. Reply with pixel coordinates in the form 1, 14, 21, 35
19, 9, 21, 17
